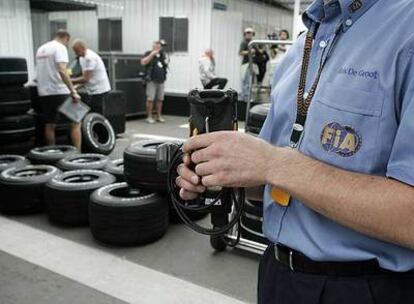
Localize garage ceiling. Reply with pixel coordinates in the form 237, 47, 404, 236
30, 0, 97, 12
30, 0, 313, 13
255, 0, 314, 12
275, 0, 314, 11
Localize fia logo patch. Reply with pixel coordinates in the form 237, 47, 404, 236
349, 0, 363, 13
321, 122, 361, 157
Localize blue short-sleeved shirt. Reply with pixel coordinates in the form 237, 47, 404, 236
259, 0, 414, 272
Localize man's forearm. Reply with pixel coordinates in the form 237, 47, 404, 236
266, 147, 414, 249
71, 76, 86, 84
141, 52, 155, 65
59, 71, 75, 93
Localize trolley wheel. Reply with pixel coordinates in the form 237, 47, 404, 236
210, 234, 227, 252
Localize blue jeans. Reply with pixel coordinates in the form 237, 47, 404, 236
241, 63, 251, 102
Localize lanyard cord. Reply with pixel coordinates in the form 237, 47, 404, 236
290, 22, 340, 148
297, 24, 318, 117
272, 22, 342, 207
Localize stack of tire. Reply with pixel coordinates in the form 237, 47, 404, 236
0, 152, 116, 224
240, 200, 268, 245
23, 146, 116, 228
86, 139, 172, 247
0, 57, 35, 154
0, 147, 172, 249
0, 154, 60, 215
29, 139, 170, 247
245, 103, 270, 135
123, 139, 208, 224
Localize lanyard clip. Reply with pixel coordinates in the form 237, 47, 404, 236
289, 123, 304, 149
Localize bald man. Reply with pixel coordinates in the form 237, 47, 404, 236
72, 40, 111, 113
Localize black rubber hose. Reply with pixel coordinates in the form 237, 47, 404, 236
167, 145, 245, 237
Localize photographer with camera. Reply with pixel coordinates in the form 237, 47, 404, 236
141, 40, 169, 124
176, 0, 414, 303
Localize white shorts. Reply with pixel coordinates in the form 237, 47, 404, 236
146, 81, 165, 101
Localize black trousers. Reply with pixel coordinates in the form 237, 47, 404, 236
204, 77, 228, 89
258, 245, 414, 304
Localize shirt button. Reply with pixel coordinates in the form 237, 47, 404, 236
345, 19, 353, 27
319, 40, 327, 48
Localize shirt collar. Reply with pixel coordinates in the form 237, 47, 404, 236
302, 0, 380, 32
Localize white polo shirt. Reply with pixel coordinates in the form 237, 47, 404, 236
79, 49, 111, 95
35, 40, 70, 96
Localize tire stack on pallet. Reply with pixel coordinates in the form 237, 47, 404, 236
0, 57, 35, 155
245, 103, 271, 135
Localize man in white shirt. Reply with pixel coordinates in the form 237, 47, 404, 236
198, 49, 227, 89
35, 29, 81, 149
71, 39, 111, 113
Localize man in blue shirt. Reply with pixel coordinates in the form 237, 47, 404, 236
177, 0, 414, 302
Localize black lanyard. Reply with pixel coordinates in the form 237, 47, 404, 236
289, 22, 341, 148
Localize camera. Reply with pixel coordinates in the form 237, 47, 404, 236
157, 89, 238, 173
156, 89, 244, 239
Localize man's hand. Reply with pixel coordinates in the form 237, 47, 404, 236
180, 132, 276, 189
141, 49, 160, 66
71, 90, 81, 103
176, 153, 206, 200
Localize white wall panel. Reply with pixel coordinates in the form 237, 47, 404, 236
49, 10, 98, 61
0, 0, 34, 80
43, 0, 293, 94
211, 10, 242, 92
227, 0, 293, 39
96, 0, 125, 18
96, 0, 212, 94
31, 9, 50, 54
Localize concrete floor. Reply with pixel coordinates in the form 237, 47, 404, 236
0, 251, 128, 304
0, 116, 260, 304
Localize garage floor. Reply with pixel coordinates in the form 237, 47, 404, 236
0, 116, 260, 304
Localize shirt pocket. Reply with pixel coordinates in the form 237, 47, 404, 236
300, 83, 384, 174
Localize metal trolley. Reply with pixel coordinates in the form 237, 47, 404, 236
216, 39, 294, 255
